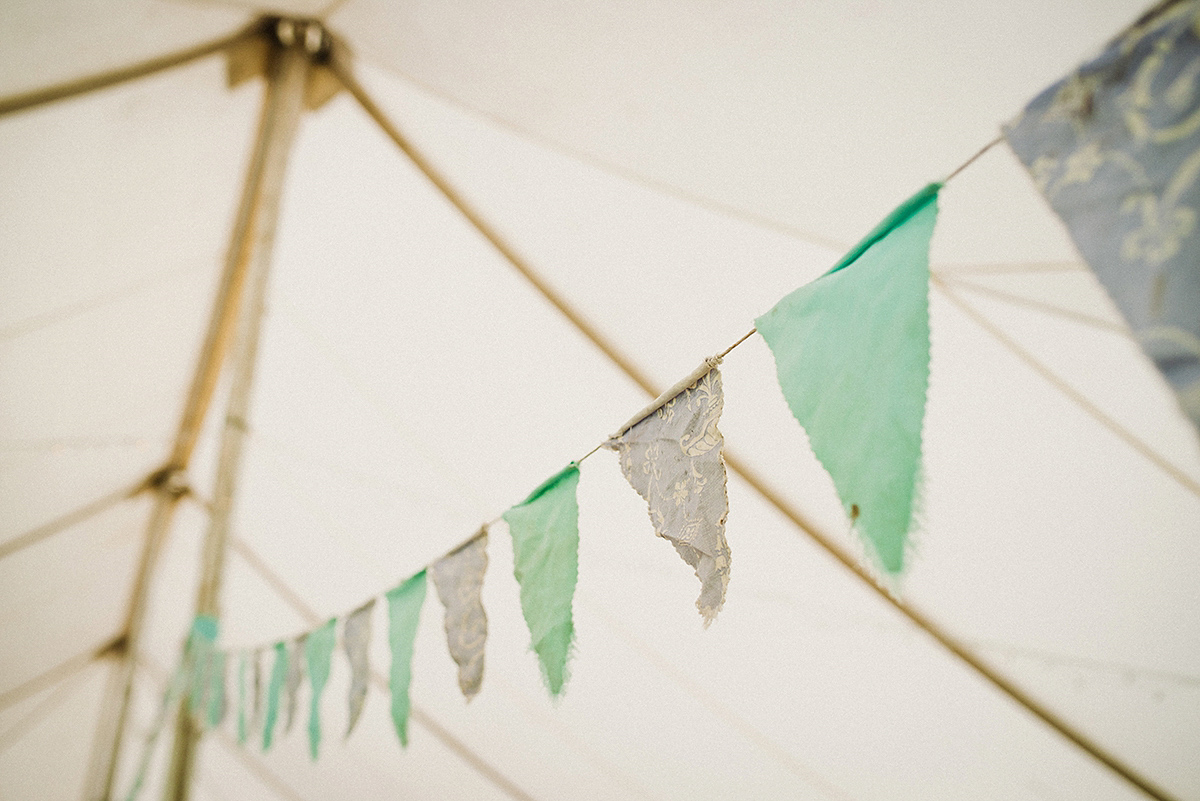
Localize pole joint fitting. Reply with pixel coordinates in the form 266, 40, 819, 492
146, 466, 191, 499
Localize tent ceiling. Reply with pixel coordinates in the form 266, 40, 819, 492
1, 2, 1198, 801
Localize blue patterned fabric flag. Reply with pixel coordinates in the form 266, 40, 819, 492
1005, 1, 1200, 432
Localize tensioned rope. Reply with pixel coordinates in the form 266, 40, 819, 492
0, 263, 210, 345
577, 593, 858, 801
351, 67, 851, 254
934, 260, 1086, 274
935, 274, 1129, 335
0, 477, 148, 562
0, 635, 124, 713
329, 59, 1181, 801
0, 20, 266, 118
0, 660, 100, 756
933, 277, 1200, 498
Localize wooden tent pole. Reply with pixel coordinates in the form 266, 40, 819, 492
161, 26, 311, 801
328, 61, 1179, 801
79, 20, 307, 801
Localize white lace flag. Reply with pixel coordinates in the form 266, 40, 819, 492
429, 532, 489, 699
606, 366, 731, 625
343, 600, 374, 737
250, 647, 265, 738
284, 634, 306, 733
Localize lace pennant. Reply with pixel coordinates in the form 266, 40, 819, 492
606, 367, 731, 625
430, 532, 489, 699
284, 634, 307, 734
343, 599, 375, 737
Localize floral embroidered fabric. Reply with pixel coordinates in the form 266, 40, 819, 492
1006, 1, 1200, 429
430, 532, 489, 700
606, 367, 731, 625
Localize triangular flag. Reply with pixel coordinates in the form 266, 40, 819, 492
343, 599, 375, 737
186, 617, 218, 720
756, 183, 940, 573
237, 651, 248, 745
386, 571, 427, 748
250, 647, 265, 741
205, 650, 227, 729
305, 618, 336, 760
284, 634, 307, 734
430, 531, 489, 699
502, 465, 580, 696
1004, 2, 1200, 432
262, 641, 287, 751
606, 367, 731, 625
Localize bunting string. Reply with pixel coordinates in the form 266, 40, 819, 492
125, 126, 999, 783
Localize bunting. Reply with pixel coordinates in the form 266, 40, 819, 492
503, 465, 580, 696
387, 570, 427, 747
305, 618, 337, 759
1004, 0, 1200, 431
125, 171, 1107, 774
430, 531, 489, 700
139, 185, 940, 761
606, 367, 731, 625
343, 599, 374, 737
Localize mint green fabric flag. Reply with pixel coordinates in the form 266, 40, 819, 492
502, 465, 580, 696
262, 641, 287, 752
305, 618, 336, 760
755, 183, 940, 573
387, 571, 427, 748
205, 650, 226, 729
186, 616, 218, 721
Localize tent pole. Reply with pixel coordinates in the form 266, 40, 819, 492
329, 64, 1179, 801
79, 20, 306, 801
161, 28, 311, 801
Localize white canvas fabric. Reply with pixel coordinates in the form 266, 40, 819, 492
1, 2, 1198, 801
